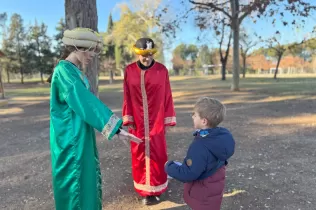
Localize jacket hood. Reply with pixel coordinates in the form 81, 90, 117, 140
194, 127, 235, 161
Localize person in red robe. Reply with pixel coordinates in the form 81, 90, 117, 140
122, 37, 176, 205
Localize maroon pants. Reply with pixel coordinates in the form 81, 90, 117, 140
183, 166, 226, 210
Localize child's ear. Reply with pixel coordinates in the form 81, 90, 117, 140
203, 118, 208, 125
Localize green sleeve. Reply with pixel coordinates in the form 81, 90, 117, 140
56, 67, 122, 140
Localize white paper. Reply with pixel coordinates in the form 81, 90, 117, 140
174, 161, 182, 166
118, 129, 143, 144
127, 133, 143, 144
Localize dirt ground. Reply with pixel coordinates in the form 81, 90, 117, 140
0, 75, 316, 210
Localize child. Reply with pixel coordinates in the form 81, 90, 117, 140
165, 97, 235, 210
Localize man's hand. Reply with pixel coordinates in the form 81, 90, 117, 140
165, 126, 173, 134
117, 129, 142, 144
128, 124, 136, 130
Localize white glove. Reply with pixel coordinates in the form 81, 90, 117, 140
117, 129, 143, 145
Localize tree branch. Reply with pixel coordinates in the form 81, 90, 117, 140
224, 29, 232, 61
239, 11, 249, 24
188, 0, 232, 19
219, 26, 224, 61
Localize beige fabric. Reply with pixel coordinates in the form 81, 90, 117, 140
62, 28, 103, 49
62, 37, 100, 49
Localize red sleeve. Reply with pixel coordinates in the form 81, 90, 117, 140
122, 68, 134, 126
164, 69, 176, 126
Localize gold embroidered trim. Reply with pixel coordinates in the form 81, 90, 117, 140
101, 114, 120, 139
140, 71, 151, 186
164, 116, 176, 124
123, 115, 134, 123
133, 180, 168, 193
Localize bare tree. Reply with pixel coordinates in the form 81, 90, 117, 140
0, 50, 5, 99
159, 0, 316, 91
240, 29, 257, 78
0, 13, 6, 99
216, 20, 232, 81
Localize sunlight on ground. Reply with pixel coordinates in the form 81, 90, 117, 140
244, 74, 316, 78
136, 201, 187, 210
4, 97, 50, 107
254, 95, 306, 103
254, 114, 316, 126
221, 95, 308, 105
0, 99, 8, 107
34, 116, 50, 122
172, 89, 248, 103
174, 104, 194, 109
223, 189, 247, 198
10, 96, 50, 101
9, 101, 47, 107
0, 107, 24, 115
174, 93, 310, 108
102, 189, 246, 210
6, 87, 49, 94
99, 84, 122, 92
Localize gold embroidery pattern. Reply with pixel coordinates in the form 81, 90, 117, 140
101, 114, 120, 139
140, 70, 151, 186
133, 180, 168, 193
164, 116, 176, 125
123, 115, 134, 123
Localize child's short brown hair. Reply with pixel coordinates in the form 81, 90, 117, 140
194, 97, 226, 128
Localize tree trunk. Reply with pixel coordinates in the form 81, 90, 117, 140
40, 72, 44, 83
242, 55, 246, 78
221, 62, 226, 81
218, 21, 232, 82
36, 39, 44, 84
20, 68, 24, 84
6, 68, 10, 83
18, 44, 23, 84
0, 67, 5, 99
109, 69, 114, 84
65, 0, 99, 96
230, 0, 240, 91
274, 55, 282, 79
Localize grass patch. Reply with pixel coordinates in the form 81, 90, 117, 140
5, 87, 50, 97
2, 75, 315, 98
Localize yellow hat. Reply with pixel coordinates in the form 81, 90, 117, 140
132, 38, 157, 56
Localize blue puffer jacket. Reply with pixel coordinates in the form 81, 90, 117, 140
165, 127, 235, 182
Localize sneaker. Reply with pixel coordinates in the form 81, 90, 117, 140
142, 196, 150, 205
154, 195, 160, 201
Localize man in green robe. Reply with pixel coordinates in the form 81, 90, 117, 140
49, 28, 141, 210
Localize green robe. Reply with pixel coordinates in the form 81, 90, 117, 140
49, 60, 122, 210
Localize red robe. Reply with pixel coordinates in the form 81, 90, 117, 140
122, 61, 176, 197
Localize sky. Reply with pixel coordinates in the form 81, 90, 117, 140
1, 0, 316, 68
